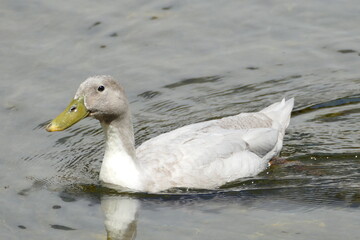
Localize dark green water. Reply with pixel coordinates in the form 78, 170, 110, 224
0, 1, 359, 239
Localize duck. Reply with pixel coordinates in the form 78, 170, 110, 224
46, 75, 294, 193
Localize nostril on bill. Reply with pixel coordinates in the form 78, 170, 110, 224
69, 106, 77, 112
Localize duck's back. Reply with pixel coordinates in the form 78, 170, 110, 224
136, 98, 294, 192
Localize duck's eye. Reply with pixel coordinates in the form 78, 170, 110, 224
98, 85, 105, 92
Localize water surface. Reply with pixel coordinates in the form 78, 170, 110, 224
0, 0, 359, 239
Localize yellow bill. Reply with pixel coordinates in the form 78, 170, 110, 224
46, 97, 89, 132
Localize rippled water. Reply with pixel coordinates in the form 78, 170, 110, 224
1, 1, 360, 239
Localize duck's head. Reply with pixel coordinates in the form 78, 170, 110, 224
46, 75, 129, 132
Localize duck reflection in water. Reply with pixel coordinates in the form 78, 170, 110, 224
101, 196, 139, 240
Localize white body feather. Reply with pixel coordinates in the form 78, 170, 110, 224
100, 98, 294, 192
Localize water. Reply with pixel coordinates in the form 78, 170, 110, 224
1, 0, 359, 239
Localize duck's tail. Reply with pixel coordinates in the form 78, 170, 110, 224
260, 98, 294, 130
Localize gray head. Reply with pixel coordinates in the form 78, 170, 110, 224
76, 75, 130, 122
46, 75, 130, 131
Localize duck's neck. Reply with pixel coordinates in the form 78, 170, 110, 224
99, 112, 143, 191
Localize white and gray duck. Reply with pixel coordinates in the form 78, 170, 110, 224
46, 75, 294, 193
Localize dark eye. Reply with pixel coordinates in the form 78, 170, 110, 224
98, 85, 105, 92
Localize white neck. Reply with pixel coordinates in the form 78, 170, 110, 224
99, 119, 143, 191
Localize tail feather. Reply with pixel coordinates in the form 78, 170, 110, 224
260, 98, 294, 129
